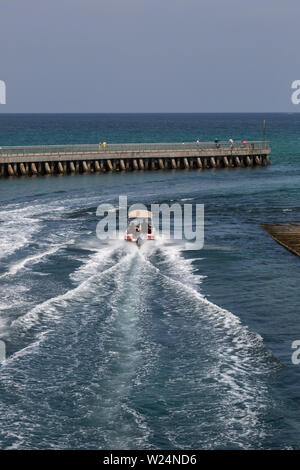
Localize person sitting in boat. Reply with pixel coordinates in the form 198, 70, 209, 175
128, 222, 136, 236
141, 219, 148, 234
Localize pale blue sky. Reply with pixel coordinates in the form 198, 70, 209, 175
0, 0, 299, 112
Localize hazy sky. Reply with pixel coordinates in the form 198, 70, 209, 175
0, 0, 299, 112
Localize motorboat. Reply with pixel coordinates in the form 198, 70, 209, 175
124, 209, 155, 246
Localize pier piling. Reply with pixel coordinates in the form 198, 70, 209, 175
106, 160, 113, 171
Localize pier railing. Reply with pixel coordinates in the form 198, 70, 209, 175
0, 141, 269, 157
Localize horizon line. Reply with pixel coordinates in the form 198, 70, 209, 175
0, 111, 299, 115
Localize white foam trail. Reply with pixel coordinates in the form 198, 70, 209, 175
0, 203, 47, 260
0, 194, 99, 261
0, 218, 41, 260
142, 239, 205, 287
0, 284, 29, 313
0, 245, 62, 278
141, 242, 241, 329
7, 243, 137, 356
0, 237, 275, 449
70, 240, 130, 282
138, 242, 274, 447
83, 247, 155, 449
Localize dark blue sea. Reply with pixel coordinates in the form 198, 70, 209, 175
0, 113, 300, 449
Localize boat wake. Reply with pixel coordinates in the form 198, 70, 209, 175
0, 238, 279, 449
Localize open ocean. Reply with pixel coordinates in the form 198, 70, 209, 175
0, 113, 300, 449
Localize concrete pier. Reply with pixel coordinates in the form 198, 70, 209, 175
0, 141, 271, 178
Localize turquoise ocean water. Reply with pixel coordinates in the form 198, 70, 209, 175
0, 113, 300, 449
